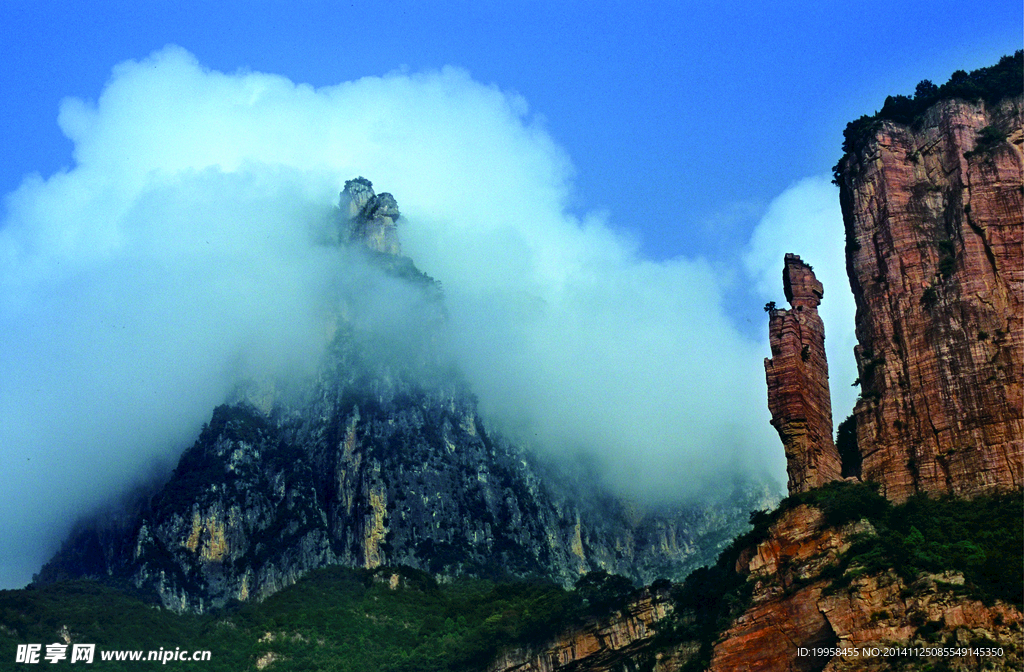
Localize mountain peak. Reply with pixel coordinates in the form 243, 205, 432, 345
340, 176, 401, 255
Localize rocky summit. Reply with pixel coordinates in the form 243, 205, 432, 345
34, 178, 776, 614
340, 176, 403, 255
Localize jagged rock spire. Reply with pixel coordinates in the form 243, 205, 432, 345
339, 177, 401, 255
765, 254, 841, 494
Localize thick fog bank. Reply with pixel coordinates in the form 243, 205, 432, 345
1, 47, 860, 588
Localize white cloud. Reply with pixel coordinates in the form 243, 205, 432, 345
1, 46, 799, 588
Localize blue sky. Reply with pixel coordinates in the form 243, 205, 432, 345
2, 1, 1019, 262
0, 2, 1019, 588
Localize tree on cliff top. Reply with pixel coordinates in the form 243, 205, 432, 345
837, 50, 1023, 161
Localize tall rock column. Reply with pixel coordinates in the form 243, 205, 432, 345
835, 95, 1023, 502
765, 254, 841, 494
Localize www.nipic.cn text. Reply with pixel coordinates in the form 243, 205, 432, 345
15, 643, 212, 664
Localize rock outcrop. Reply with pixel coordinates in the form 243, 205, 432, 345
765, 254, 842, 494
340, 176, 402, 254
708, 505, 1022, 672
835, 93, 1024, 502
488, 589, 689, 672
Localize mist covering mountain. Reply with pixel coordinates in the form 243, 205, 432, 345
1, 48, 849, 589
33, 179, 779, 612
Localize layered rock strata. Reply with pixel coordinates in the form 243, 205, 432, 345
488, 589, 690, 672
765, 254, 842, 494
708, 505, 1023, 672
835, 95, 1024, 502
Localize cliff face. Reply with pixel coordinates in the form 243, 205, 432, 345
765, 254, 842, 494
708, 505, 1022, 672
836, 95, 1024, 502
36, 181, 776, 613
714, 61, 1024, 672
488, 590, 689, 672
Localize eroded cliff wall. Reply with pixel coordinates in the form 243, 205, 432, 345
835, 94, 1023, 502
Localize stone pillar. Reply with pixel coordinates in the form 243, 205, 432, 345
765, 254, 841, 494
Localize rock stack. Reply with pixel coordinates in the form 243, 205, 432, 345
765, 254, 842, 494
340, 176, 402, 255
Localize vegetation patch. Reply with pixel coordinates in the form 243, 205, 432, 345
0, 581, 251, 671
834, 51, 1022, 180
936, 239, 957, 279
836, 414, 861, 478
824, 490, 1022, 606
966, 124, 1010, 159
3, 566, 638, 671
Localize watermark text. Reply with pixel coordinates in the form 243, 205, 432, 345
16, 643, 211, 664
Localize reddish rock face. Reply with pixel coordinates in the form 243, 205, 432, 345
487, 590, 680, 672
708, 505, 1023, 672
712, 74, 1024, 672
765, 254, 842, 494
836, 96, 1024, 502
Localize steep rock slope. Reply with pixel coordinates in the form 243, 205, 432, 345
708, 502, 1022, 672
835, 91, 1023, 502
701, 56, 1024, 672
35, 180, 776, 613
